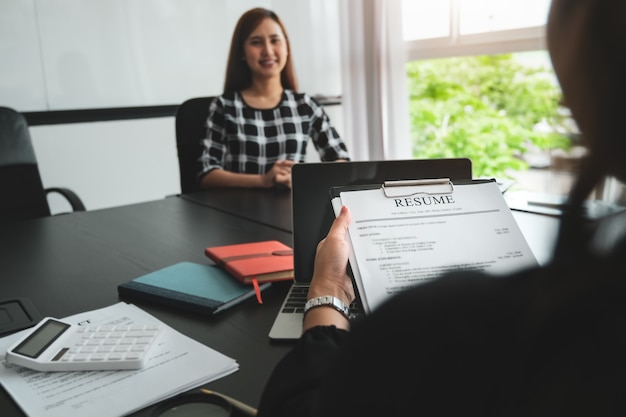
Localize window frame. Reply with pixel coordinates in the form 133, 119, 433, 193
403, 0, 548, 61
405, 25, 547, 60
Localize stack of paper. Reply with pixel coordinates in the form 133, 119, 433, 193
0, 302, 238, 417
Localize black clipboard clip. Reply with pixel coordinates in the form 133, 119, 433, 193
382, 178, 454, 198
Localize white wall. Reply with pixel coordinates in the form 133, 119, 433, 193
31, 118, 180, 213
1, 0, 342, 111
3, 0, 344, 213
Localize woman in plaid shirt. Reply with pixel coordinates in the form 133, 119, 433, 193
199, 8, 350, 190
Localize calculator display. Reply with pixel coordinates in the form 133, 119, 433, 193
13, 319, 70, 358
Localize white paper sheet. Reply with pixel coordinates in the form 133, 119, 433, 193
333, 181, 538, 314
0, 302, 238, 417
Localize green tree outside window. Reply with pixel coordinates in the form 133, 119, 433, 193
407, 54, 573, 179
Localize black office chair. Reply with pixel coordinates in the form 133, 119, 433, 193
175, 96, 215, 194
0, 106, 86, 223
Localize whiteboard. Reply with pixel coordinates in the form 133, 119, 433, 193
0, 0, 342, 112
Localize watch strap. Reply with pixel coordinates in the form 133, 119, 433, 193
304, 296, 350, 320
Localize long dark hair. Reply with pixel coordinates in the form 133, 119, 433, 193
521, 0, 626, 333
223, 8, 298, 94
519, 8, 626, 413
552, 0, 626, 265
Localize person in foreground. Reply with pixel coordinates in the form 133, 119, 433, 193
257, 0, 626, 415
198, 8, 349, 190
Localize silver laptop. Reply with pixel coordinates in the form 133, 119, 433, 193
268, 158, 473, 341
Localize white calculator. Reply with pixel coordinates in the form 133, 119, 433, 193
5, 317, 162, 372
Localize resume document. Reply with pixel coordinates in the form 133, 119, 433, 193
331, 180, 538, 314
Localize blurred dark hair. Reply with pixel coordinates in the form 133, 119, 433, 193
223, 8, 298, 94
562, 0, 626, 207
549, 0, 626, 271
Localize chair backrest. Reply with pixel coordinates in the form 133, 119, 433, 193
0, 106, 51, 221
175, 97, 215, 194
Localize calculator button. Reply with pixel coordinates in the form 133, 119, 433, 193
131, 345, 147, 352
73, 353, 90, 361
90, 353, 107, 361
97, 346, 113, 353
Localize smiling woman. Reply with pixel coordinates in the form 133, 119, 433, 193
0, 1, 345, 216
240, 19, 291, 107
197, 7, 350, 191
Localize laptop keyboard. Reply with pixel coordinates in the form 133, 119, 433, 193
281, 285, 308, 314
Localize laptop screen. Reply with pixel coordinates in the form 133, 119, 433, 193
290, 158, 473, 285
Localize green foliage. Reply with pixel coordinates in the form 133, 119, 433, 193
406, 54, 572, 178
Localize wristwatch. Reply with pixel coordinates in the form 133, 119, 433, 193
304, 296, 350, 320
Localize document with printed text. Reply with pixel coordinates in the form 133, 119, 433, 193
331, 180, 538, 314
0, 302, 238, 417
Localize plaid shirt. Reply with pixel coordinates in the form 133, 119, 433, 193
199, 90, 349, 177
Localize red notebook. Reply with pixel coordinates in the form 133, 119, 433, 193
204, 240, 294, 285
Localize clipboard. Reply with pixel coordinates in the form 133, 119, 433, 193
329, 178, 495, 200
328, 177, 537, 315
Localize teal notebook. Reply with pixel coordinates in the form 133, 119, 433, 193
118, 262, 271, 315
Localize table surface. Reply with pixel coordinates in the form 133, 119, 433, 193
179, 188, 293, 233
0, 191, 560, 416
0, 196, 295, 416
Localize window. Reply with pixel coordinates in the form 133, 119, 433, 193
400, 0, 584, 197
402, 0, 551, 59
459, 0, 550, 34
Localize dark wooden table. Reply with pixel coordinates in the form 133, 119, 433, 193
0, 192, 560, 416
0, 196, 295, 416
179, 188, 293, 233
